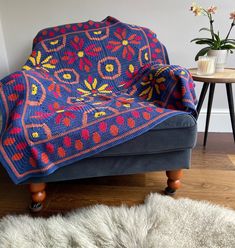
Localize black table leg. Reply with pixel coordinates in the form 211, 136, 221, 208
226, 83, 235, 142
196, 83, 210, 115
203, 83, 215, 146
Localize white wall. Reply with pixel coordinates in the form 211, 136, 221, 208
0, 14, 9, 78
0, 0, 234, 132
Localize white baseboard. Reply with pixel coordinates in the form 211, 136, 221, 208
197, 109, 233, 132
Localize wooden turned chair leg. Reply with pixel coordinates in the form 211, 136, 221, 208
28, 183, 46, 212
165, 170, 183, 196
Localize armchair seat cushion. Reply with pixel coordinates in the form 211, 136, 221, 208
24, 113, 196, 184
95, 113, 197, 157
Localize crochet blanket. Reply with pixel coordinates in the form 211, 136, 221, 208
0, 17, 197, 184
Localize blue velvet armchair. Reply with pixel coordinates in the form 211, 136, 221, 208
0, 17, 197, 212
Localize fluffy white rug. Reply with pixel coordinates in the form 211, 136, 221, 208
1, 193, 235, 248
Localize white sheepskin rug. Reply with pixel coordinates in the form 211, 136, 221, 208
1, 193, 235, 248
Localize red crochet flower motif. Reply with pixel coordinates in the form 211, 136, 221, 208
62, 36, 102, 72
119, 64, 139, 88
147, 31, 165, 63
107, 28, 142, 60
48, 81, 71, 98
33, 70, 72, 98
139, 73, 166, 101
31, 102, 85, 127
50, 103, 77, 126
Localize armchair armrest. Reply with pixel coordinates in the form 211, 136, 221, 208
128, 64, 197, 117
0, 69, 65, 131
0, 71, 27, 132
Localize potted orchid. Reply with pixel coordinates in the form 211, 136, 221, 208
190, 3, 235, 71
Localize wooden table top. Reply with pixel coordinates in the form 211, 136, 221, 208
188, 68, 235, 83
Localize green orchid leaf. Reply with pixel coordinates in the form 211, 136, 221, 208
212, 34, 221, 49
214, 33, 221, 43
220, 44, 235, 50
227, 43, 235, 48
191, 38, 213, 42
225, 39, 235, 42
195, 47, 211, 61
191, 38, 204, 42
221, 39, 235, 45
195, 40, 214, 45
213, 41, 219, 49
222, 40, 235, 46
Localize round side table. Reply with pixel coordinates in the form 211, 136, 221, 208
189, 68, 235, 146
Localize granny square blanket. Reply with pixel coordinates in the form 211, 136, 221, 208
0, 17, 197, 184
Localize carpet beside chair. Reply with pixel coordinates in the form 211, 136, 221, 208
1, 193, 235, 248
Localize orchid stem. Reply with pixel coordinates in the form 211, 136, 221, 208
225, 22, 235, 42
208, 13, 215, 41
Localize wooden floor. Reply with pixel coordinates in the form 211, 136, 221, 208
0, 132, 235, 217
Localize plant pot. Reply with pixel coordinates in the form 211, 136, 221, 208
207, 49, 228, 72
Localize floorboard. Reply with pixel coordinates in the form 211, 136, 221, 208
0, 132, 234, 217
